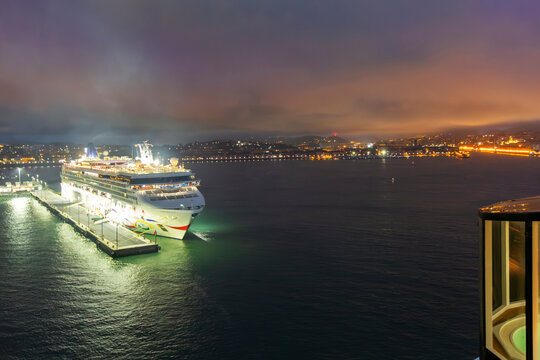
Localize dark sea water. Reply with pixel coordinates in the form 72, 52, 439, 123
1, 154, 539, 359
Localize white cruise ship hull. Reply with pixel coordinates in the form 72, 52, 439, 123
124, 205, 196, 239
61, 182, 201, 240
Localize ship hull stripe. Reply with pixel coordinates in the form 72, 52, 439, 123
166, 224, 189, 231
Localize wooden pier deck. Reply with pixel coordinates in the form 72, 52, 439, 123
32, 190, 159, 257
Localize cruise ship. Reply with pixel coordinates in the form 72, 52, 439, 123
60, 142, 205, 239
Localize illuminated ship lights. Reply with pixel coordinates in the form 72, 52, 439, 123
60, 142, 205, 239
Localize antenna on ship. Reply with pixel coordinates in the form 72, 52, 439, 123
85, 143, 98, 158
134, 141, 154, 165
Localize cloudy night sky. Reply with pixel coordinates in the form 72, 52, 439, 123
1, 0, 540, 144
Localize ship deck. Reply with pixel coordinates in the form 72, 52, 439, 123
64, 162, 190, 176
32, 189, 159, 257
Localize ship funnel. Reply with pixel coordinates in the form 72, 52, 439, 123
170, 157, 179, 167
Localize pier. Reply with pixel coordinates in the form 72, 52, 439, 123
32, 189, 159, 257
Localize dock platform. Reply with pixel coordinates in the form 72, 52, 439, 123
32, 190, 159, 257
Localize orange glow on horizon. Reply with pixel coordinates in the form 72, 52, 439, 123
459, 145, 536, 156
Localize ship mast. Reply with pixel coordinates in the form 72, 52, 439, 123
135, 141, 154, 165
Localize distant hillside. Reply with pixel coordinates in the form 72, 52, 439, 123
281, 135, 349, 147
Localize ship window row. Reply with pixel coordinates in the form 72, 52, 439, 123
129, 175, 195, 185
87, 179, 130, 193
64, 169, 195, 185
69, 177, 130, 198
144, 187, 195, 195
65, 177, 138, 203
62, 171, 129, 191
64, 170, 197, 187
148, 193, 199, 201
70, 176, 134, 198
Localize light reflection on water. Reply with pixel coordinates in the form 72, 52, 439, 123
191, 231, 212, 242
0, 193, 214, 359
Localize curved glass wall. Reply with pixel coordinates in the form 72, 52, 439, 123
482, 220, 540, 360
485, 221, 526, 359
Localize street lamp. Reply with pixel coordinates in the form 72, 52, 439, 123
17, 168, 21, 183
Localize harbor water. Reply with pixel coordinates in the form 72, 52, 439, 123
0, 154, 539, 359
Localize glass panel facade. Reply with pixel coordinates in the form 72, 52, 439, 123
509, 222, 526, 303
534, 221, 540, 360
492, 221, 504, 312
486, 220, 526, 359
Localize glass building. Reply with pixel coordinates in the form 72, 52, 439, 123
479, 195, 540, 359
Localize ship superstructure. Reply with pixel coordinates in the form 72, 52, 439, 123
60, 143, 205, 239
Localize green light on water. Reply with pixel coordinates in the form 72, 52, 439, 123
188, 210, 238, 234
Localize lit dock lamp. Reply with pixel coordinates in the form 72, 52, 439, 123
479, 196, 540, 359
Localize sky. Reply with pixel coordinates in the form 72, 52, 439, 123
1, 0, 540, 144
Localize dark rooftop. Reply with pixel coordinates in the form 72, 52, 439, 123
479, 195, 540, 214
